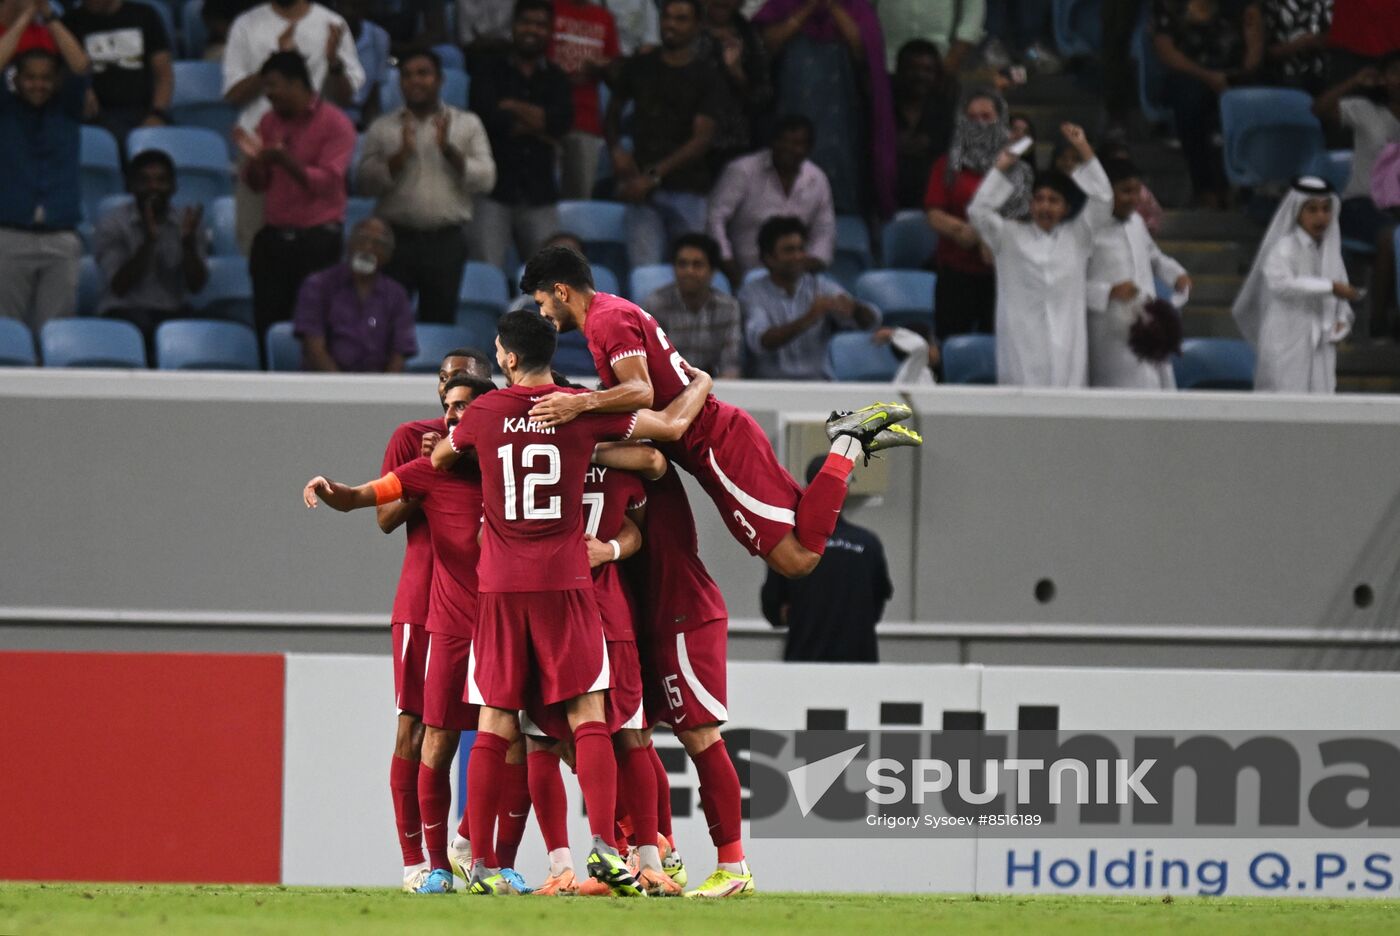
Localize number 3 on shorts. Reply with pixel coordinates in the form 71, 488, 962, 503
663, 674, 683, 709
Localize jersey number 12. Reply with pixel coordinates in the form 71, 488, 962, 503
497, 443, 562, 520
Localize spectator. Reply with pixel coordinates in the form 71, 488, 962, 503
458, 0, 513, 61
641, 232, 742, 377
760, 454, 891, 662
1232, 176, 1359, 392
605, 0, 725, 267
62, 0, 173, 147
706, 113, 835, 283
1100, 140, 1165, 235
1151, 0, 1264, 208
358, 46, 496, 324
892, 38, 956, 212
698, 0, 771, 170
1314, 53, 1400, 332
0, 7, 90, 334
604, 0, 658, 54
1261, 0, 1331, 93
223, 0, 363, 250
878, 0, 984, 75
983, 0, 1058, 73
923, 88, 1030, 341
94, 149, 209, 354
1370, 140, 1400, 332
550, 0, 619, 200
1085, 158, 1191, 389
293, 216, 417, 371
199, 0, 259, 62
967, 123, 1112, 387
236, 51, 357, 341
753, 0, 896, 217
337, 0, 391, 126
1323, 0, 1400, 85
740, 215, 878, 379
467, 0, 573, 270
0, 0, 61, 54
362, 0, 445, 57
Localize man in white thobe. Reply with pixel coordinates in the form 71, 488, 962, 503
1086, 158, 1192, 389
968, 122, 1113, 387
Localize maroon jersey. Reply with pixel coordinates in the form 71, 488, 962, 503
391, 456, 483, 639
449, 383, 636, 593
583, 464, 646, 642
381, 418, 444, 627
630, 468, 727, 635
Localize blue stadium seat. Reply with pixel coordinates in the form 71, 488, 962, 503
1220, 88, 1326, 188
171, 102, 237, 155
406, 323, 483, 373
80, 125, 123, 224
832, 215, 873, 290
0, 318, 36, 366
155, 319, 260, 370
192, 257, 254, 325
854, 270, 936, 331
554, 330, 596, 375
941, 334, 997, 384
1318, 149, 1353, 193
209, 196, 239, 256
182, 0, 207, 58
171, 60, 223, 105
1132, 19, 1173, 128
1173, 337, 1255, 390
126, 126, 233, 209
557, 200, 630, 284
78, 256, 102, 316
455, 308, 500, 358
344, 196, 376, 238
880, 210, 939, 270
434, 43, 465, 71
1052, 0, 1103, 58
40, 319, 147, 368
626, 263, 733, 301
826, 332, 899, 381
265, 321, 301, 371
458, 262, 509, 319
379, 66, 469, 112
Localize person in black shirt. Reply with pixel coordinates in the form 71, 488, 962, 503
892, 38, 956, 212
466, 0, 573, 269
761, 456, 893, 662
62, 0, 172, 147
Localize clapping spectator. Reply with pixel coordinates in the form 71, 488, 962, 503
0, 2, 90, 334
94, 149, 209, 355
605, 0, 726, 267
236, 51, 357, 340
358, 47, 496, 324
892, 38, 956, 211
642, 233, 742, 377
740, 215, 878, 379
293, 217, 417, 371
698, 0, 771, 169
1151, 0, 1263, 208
550, 0, 619, 199
706, 114, 835, 283
467, 0, 573, 270
753, 0, 896, 217
62, 0, 173, 147
1261, 0, 1331, 92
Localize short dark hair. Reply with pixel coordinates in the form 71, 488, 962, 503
259, 50, 312, 88
513, 0, 553, 19
443, 373, 496, 399
496, 308, 557, 373
128, 148, 175, 180
661, 0, 702, 18
519, 245, 594, 294
896, 38, 941, 68
757, 216, 808, 259
443, 347, 492, 370
1104, 158, 1141, 186
550, 370, 586, 390
670, 232, 721, 269
15, 48, 59, 73
398, 46, 442, 76
774, 113, 815, 143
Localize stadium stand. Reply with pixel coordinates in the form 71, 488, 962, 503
192, 258, 255, 326
854, 270, 936, 332
404, 323, 480, 374
826, 332, 900, 381
1219, 88, 1328, 189
79, 126, 123, 225
458, 262, 510, 319
879, 211, 939, 271
155, 319, 261, 371
0, 318, 37, 366
265, 321, 301, 372
126, 127, 235, 210
40, 318, 147, 368
941, 334, 997, 385
1173, 338, 1256, 390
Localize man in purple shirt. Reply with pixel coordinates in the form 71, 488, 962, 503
293, 217, 417, 372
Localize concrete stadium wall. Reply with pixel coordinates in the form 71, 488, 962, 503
2, 370, 1399, 669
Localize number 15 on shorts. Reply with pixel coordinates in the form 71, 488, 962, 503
663, 674, 683, 710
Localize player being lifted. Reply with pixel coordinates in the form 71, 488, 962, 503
429, 310, 715, 897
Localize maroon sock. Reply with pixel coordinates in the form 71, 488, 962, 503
390, 755, 425, 866
527, 749, 569, 852
572, 721, 618, 845
648, 744, 674, 843
793, 453, 855, 554
692, 740, 743, 861
466, 732, 510, 868
494, 762, 531, 869
619, 746, 659, 854
416, 761, 452, 871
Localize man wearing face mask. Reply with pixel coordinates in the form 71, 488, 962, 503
293, 215, 418, 372
94, 148, 209, 357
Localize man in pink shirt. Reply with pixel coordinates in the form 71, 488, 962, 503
236, 50, 356, 345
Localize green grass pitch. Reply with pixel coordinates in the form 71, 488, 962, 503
2, 884, 1398, 935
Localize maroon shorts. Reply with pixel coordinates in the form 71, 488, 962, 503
468, 589, 609, 712
423, 632, 480, 731
643, 618, 729, 729
524, 639, 645, 741
674, 405, 804, 558
391, 622, 429, 717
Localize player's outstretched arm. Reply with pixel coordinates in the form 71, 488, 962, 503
303, 476, 378, 512
592, 442, 669, 480
584, 515, 642, 568
630, 365, 713, 442
528, 355, 655, 428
